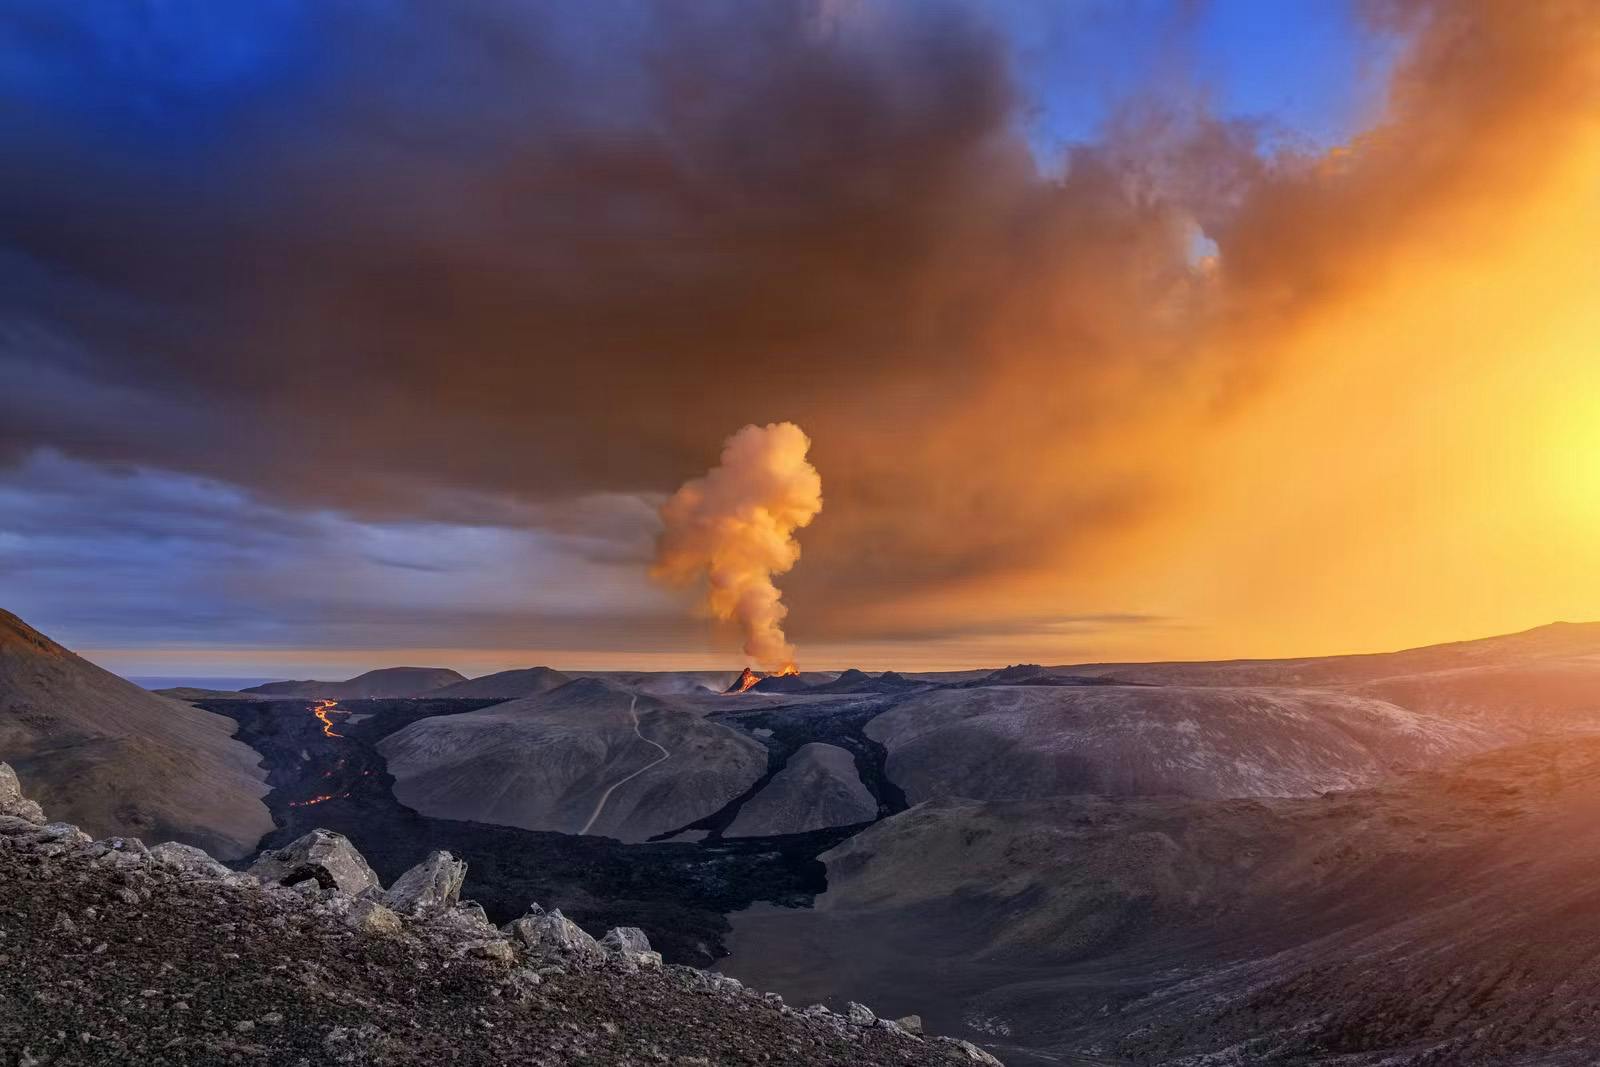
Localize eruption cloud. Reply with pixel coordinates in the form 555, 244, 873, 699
653, 423, 823, 672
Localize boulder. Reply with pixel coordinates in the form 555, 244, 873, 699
382, 850, 466, 915
428, 902, 498, 940
600, 926, 662, 967
0, 763, 46, 824
846, 1001, 876, 1026
148, 842, 233, 879
952, 1039, 1004, 1065
895, 1014, 924, 1036
505, 904, 601, 958
343, 898, 403, 937
249, 829, 380, 896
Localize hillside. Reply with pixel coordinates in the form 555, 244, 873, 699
432, 666, 572, 699
865, 684, 1494, 803
725, 737, 1600, 1065
1058, 621, 1600, 687
242, 667, 467, 699
378, 678, 768, 841
0, 763, 1000, 1066
0, 609, 271, 858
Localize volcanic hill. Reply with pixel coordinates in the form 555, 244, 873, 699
0, 609, 271, 859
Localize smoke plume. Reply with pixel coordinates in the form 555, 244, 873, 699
653, 423, 823, 671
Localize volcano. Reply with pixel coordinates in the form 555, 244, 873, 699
724, 668, 762, 694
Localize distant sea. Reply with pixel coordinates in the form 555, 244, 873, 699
127, 676, 281, 692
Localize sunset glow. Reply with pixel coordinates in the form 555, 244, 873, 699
3, 1, 1596, 673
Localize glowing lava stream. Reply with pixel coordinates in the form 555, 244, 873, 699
312, 699, 343, 738
577, 696, 670, 836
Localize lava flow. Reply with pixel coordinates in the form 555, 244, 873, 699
289, 791, 349, 808
312, 699, 344, 738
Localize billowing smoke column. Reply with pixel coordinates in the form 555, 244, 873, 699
653, 423, 823, 672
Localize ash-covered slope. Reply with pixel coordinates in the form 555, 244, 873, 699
0, 609, 271, 859
866, 683, 1493, 803
432, 666, 572, 699
726, 743, 878, 837
242, 666, 466, 699
1060, 620, 1600, 687
378, 678, 767, 842
0, 764, 1000, 1067
726, 738, 1600, 1065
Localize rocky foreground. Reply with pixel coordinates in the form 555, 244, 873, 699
0, 764, 1000, 1066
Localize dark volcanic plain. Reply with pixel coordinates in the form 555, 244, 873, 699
206, 695, 873, 965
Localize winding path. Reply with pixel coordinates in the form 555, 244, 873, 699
578, 696, 671, 836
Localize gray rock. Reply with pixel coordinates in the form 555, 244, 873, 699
600, 925, 650, 955
343, 899, 402, 937
601, 925, 662, 967
0, 763, 46, 824
505, 905, 601, 958
249, 829, 380, 896
895, 1014, 924, 1036
469, 939, 515, 962
952, 1039, 1004, 1065
382, 850, 466, 915
147, 842, 232, 879
846, 1001, 876, 1026
428, 903, 498, 940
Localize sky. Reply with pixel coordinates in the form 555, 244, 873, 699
2, 0, 1598, 677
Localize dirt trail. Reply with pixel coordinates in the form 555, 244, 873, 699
579, 696, 671, 835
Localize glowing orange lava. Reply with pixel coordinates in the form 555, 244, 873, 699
728, 664, 800, 693
312, 699, 343, 738
289, 791, 348, 808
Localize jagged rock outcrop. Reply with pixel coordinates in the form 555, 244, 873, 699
382, 849, 467, 915
506, 903, 604, 959
0, 762, 44, 823
147, 841, 233, 878
600, 925, 662, 967
0, 763, 998, 1065
249, 828, 382, 896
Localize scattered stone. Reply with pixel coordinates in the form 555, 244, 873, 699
505, 905, 602, 959
847, 1002, 876, 1026
382, 850, 466, 915
952, 1039, 1004, 1065
896, 1015, 925, 1036
249, 829, 381, 896
600, 926, 662, 966
343, 898, 402, 937
148, 842, 233, 879
0, 763, 46, 824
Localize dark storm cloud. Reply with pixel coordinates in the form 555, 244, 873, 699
0, 452, 676, 651
2, 0, 1593, 650
0, 0, 1211, 629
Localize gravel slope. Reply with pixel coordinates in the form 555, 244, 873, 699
0, 766, 1002, 1067
0, 609, 271, 859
